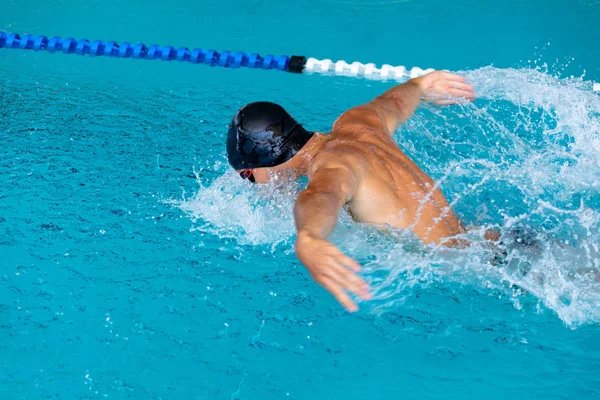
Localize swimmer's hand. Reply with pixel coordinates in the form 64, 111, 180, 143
412, 71, 475, 105
295, 232, 371, 312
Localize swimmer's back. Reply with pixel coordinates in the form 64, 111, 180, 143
311, 118, 464, 244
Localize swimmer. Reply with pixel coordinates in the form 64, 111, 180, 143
226, 71, 476, 311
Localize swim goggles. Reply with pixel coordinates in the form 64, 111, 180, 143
239, 169, 256, 183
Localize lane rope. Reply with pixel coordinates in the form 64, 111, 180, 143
0, 31, 433, 82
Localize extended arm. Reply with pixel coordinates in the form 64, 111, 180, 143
294, 162, 370, 311
294, 164, 356, 240
333, 71, 475, 136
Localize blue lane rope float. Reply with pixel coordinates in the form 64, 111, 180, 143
0, 31, 435, 81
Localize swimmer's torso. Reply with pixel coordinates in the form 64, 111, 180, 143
310, 126, 464, 244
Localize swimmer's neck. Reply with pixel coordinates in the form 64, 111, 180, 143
286, 132, 329, 173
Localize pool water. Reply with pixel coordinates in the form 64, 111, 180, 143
1, 0, 600, 399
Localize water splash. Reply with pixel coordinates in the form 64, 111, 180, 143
178, 66, 600, 327
176, 168, 300, 252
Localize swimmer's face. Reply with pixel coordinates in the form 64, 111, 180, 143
236, 159, 297, 185
236, 166, 286, 185
236, 168, 264, 184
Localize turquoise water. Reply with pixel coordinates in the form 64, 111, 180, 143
2, 0, 600, 399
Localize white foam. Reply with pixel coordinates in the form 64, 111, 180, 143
175, 170, 299, 250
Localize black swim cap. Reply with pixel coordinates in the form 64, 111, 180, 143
226, 102, 314, 170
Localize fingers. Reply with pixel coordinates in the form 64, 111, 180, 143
430, 82, 474, 103
331, 250, 369, 297
439, 71, 467, 82
448, 81, 474, 92
326, 261, 371, 300
302, 240, 372, 312
433, 92, 474, 104
338, 253, 361, 272
450, 89, 475, 100
438, 72, 475, 95
424, 80, 475, 106
321, 277, 358, 312
433, 99, 459, 106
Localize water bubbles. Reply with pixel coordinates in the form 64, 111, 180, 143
83, 371, 93, 391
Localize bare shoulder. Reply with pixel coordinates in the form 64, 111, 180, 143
308, 137, 368, 178
330, 108, 398, 148
332, 106, 385, 131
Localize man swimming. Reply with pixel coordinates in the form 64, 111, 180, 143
226, 71, 476, 311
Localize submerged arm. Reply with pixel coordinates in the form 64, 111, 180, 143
294, 161, 370, 311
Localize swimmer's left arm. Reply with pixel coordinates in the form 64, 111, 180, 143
374, 71, 475, 133
332, 71, 475, 137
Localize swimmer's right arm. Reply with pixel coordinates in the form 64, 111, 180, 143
294, 162, 371, 312
333, 71, 475, 136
